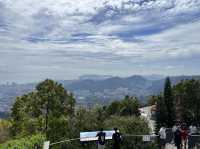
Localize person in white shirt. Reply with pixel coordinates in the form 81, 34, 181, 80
188, 123, 198, 149
189, 123, 197, 134
159, 124, 167, 149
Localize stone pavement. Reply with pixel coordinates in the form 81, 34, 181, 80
165, 143, 189, 149
165, 143, 176, 149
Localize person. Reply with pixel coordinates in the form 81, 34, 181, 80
158, 125, 166, 149
172, 122, 179, 144
96, 128, 106, 149
174, 126, 182, 149
180, 123, 189, 149
172, 122, 179, 135
112, 128, 122, 149
188, 123, 198, 149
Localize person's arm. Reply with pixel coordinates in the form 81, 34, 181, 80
158, 128, 162, 136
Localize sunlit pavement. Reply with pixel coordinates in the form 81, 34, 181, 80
165, 144, 176, 149
165, 143, 189, 149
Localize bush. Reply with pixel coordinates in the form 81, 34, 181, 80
0, 134, 45, 149
0, 120, 11, 143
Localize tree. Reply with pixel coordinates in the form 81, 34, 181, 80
11, 79, 76, 143
106, 101, 121, 115
120, 96, 140, 116
147, 96, 158, 106
107, 96, 140, 117
163, 77, 175, 127
173, 79, 200, 124
155, 95, 167, 133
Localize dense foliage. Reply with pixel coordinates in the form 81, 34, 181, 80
0, 134, 45, 149
11, 79, 75, 138
155, 78, 200, 132
0, 120, 11, 143
1, 79, 154, 149
173, 79, 200, 124
106, 95, 140, 116
3, 78, 200, 148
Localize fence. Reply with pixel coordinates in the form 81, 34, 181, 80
44, 134, 159, 149
44, 134, 200, 149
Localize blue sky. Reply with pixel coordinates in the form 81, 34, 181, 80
0, 0, 200, 83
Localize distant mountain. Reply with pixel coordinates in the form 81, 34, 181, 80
0, 75, 200, 115
143, 74, 165, 80
66, 75, 148, 91
79, 75, 113, 81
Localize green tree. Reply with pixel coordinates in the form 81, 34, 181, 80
106, 101, 121, 115
173, 79, 200, 124
11, 79, 76, 143
155, 95, 167, 133
107, 96, 140, 117
163, 77, 175, 127
147, 96, 158, 106
120, 96, 140, 116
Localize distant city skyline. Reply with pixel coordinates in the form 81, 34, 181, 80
0, 0, 200, 83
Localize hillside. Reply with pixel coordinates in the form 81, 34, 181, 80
0, 75, 200, 114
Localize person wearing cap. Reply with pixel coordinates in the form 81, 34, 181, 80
96, 128, 106, 149
112, 128, 122, 149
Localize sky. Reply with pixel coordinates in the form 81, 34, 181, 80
0, 0, 200, 83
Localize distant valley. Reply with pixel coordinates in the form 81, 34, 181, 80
0, 75, 200, 114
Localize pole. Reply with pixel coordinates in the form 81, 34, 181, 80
45, 98, 49, 139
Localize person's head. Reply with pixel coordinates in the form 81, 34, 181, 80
100, 128, 103, 132
181, 123, 187, 129
175, 121, 180, 126
114, 127, 118, 132
161, 123, 166, 128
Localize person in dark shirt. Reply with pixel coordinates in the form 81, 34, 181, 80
112, 128, 122, 149
96, 128, 106, 149
174, 127, 182, 149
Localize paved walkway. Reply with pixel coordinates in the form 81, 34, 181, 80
165, 143, 189, 149
166, 144, 176, 149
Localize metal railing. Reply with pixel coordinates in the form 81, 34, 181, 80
44, 134, 159, 149
43, 133, 200, 149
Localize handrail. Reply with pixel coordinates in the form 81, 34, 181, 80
44, 133, 200, 149
49, 134, 158, 146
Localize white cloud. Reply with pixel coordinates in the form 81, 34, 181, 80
0, 0, 200, 82
140, 20, 200, 58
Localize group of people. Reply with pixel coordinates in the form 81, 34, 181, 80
159, 122, 199, 149
96, 128, 122, 149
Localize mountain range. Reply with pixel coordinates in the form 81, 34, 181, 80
0, 75, 200, 114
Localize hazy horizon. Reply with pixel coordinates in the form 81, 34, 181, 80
1, 73, 200, 85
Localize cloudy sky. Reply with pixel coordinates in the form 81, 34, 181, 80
0, 0, 200, 83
